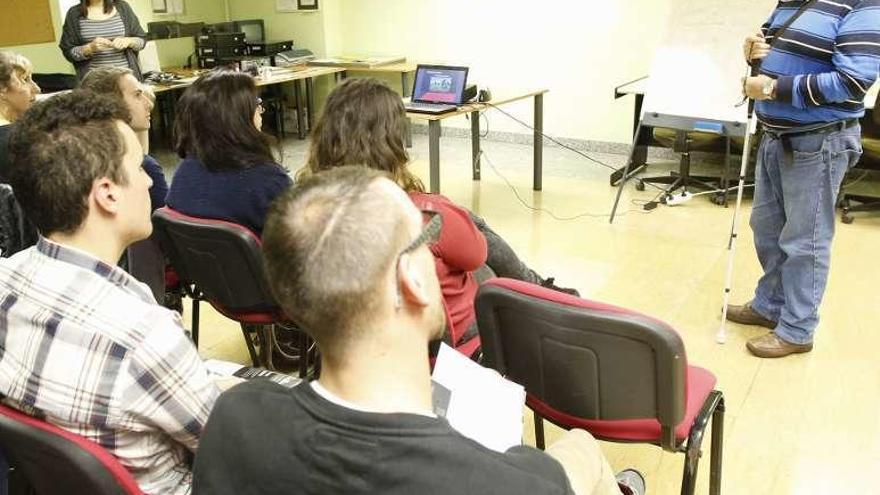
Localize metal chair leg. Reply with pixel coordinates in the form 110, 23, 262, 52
190, 293, 200, 347
534, 412, 545, 450
258, 325, 276, 371
709, 393, 726, 495
680, 437, 701, 495
680, 390, 724, 495
239, 324, 260, 367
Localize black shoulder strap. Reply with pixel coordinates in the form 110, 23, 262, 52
767, 0, 819, 48
752, 0, 819, 72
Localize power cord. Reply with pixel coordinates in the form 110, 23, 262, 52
465, 111, 491, 138
480, 103, 767, 210
476, 149, 654, 220
483, 102, 670, 194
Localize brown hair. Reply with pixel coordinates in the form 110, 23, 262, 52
7, 91, 131, 235
174, 70, 277, 171
80, 0, 115, 16
79, 67, 131, 99
299, 78, 425, 193
262, 166, 409, 351
0, 51, 32, 92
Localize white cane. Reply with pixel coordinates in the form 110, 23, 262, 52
717, 65, 760, 344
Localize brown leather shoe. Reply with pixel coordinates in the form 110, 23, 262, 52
726, 303, 777, 329
746, 333, 813, 358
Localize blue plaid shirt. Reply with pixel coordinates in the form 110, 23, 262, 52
0, 238, 219, 494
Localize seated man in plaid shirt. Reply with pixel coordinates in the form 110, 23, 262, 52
0, 91, 219, 494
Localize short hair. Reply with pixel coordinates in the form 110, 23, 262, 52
80, 67, 132, 99
298, 78, 425, 193
0, 51, 33, 92
174, 70, 277, 171
262, 166, 411, 350
7, 90, 131, 236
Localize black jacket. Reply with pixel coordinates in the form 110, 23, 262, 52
59, 0, 147, 81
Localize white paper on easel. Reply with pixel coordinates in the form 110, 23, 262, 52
431, 343, 525, 453
641, 0, 769, 125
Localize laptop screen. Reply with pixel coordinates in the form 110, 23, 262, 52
412, 66, 468, 104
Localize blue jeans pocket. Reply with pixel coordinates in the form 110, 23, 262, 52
789, 133, 827, 163
831, 133, 863, 170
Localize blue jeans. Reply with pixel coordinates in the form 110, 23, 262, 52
749, 124, 862, 345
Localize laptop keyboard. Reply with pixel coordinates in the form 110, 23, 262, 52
408, 102, 454, 111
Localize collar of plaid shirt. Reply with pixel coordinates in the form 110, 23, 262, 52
34, 236, 156, 303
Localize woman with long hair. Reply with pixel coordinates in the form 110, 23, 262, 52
299, 78, 576, 357
166, 70, 290, 235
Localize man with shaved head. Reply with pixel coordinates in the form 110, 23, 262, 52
193, 166, 644, 495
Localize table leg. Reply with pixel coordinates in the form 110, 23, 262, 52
306, 77, 316, 133
610, 93, 648, 186
631, 93, 647, 167
471, 110, 481, 181
429, 120, 441, 193
533, 93, 543, 191
294, 80, 306, 140
402, 72, 413, 148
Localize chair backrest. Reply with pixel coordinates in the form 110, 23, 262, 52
0, 403, 143, 495
475, 278, 688, 430
0, 185, 38, 258
151, 207, 279, 315
125, 237, 166, 303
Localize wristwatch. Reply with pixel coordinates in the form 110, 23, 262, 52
762, 78, 777, 100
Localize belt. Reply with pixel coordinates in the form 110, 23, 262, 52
762, 119, 859, 165
762, 118, 859, 139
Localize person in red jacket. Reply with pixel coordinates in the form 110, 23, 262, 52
298, 78, 575, 357
410, 192, 486, 357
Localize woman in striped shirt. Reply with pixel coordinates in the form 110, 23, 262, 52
59, 0, 147, 81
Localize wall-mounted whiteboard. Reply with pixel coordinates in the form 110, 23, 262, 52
641, 0, 770, 125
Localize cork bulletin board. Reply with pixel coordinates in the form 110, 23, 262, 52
0, 0, 56, 48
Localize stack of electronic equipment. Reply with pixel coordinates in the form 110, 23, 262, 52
195, 30, 247, 70
196, 20, 297, 70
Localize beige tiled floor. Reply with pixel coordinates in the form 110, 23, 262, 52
177, 133, 880, 495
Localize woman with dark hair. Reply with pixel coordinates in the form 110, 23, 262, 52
299, 78, 576, 357
60, 0, 147, 81
166, 70, 291, 236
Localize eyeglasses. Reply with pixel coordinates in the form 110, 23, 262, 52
394, 210, 442, 305
399, 210, 442, 258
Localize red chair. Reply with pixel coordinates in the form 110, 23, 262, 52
152, 207, 313, 375
475, 278, 724, 495
0, 403, 143, 495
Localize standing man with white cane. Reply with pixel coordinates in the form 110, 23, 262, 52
727, 0, 880, 358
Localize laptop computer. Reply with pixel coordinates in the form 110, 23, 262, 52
405, 64, 469, 115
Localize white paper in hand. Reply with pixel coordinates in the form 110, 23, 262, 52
431, 343, 525, 453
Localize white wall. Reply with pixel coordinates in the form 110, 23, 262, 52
332, 0, 674, 144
